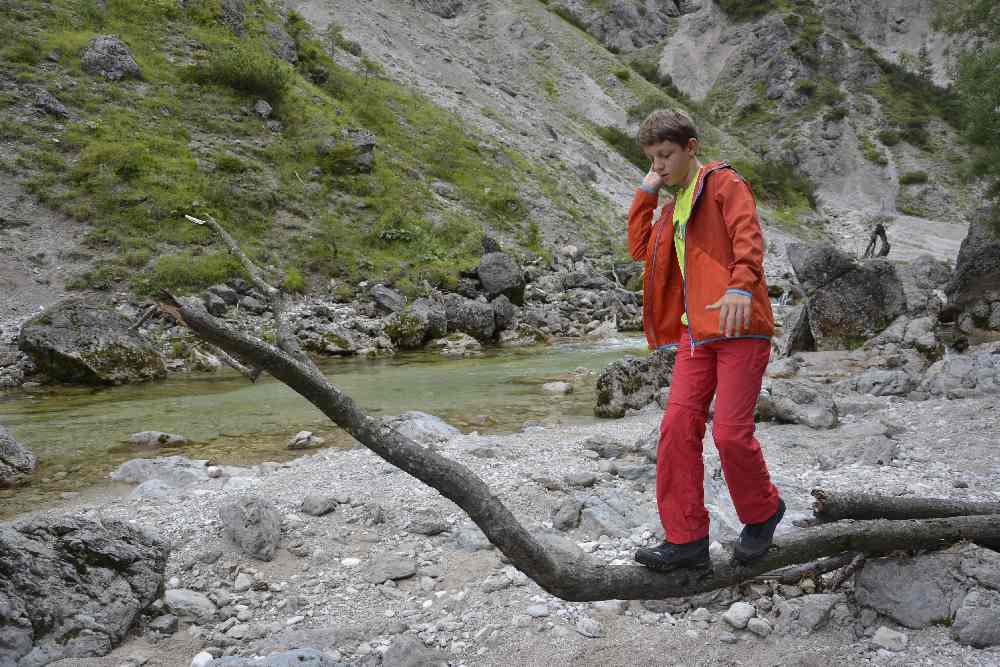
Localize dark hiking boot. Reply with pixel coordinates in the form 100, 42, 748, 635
734, 497, 786, 564
634, 536, 710, 572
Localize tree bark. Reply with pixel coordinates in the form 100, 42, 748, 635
812, 488, 1000, 522
160, 216, 1000, 602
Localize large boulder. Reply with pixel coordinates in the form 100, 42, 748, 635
787, 243, 856, 294
855, 543, 1000, 636
896, 254, 951, 314
19, 298, 166, 385
109, 455, 211, 487
80, 35, 142, 81
220, 496, 282, 561
477, 252, 525, 305
382, 298, 446, 350
442, 294, 496, 341
0, 513, 167, 666
947, 208, 1000, 312
918, 341, 1000, 399
0, 424, 37, 487
807, 260, 907, 350
594, 348, 675, 418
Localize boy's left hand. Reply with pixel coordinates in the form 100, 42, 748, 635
707, 292, 751, 337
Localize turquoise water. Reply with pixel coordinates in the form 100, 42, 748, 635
0, 336, 647, 517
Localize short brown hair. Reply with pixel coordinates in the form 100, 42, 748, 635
637, 109, 698, 147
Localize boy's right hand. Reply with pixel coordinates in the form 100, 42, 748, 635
641, 169, 663, 193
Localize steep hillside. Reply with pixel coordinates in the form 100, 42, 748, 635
0, 0, 976, 325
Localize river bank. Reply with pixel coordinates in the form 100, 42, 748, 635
16, 379, 1000, 667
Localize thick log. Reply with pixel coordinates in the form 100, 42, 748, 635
812, 489, 1000, 522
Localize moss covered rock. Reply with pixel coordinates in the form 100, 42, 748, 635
18, 298, 166, 385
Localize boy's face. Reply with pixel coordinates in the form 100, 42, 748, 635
642, 137, 699, 187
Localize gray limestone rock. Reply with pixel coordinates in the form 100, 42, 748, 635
0, 514, 166, 666
19, 297, 166, 385
80, 35, 141, 81
0, 424, 37, 487
219, 496, 282, 561
595, 348, 676, 418
477, 252, 525, 305
756, 380, 838, 429
365, 555, 417, 584
383, 411, 460, 447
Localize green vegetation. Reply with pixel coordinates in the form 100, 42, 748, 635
595, 126, 646, 170
1, 0, 544, 296
613, 67, 631, 82
877, 129, 900, 146
713, 0, 778, 22
545, 5, 590, 33
934, 1, 1000, 198
859, 135, 888, 166
731, 158, 817, 210
899, 170, 929, 185
629, 59, 693, 107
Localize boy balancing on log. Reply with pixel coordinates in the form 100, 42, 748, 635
627, 109, 785, 571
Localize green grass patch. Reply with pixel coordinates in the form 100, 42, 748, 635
732, 158, 817, 210
187, 42, 293, 103
613, 67, 631, 82
596, 126, 646, 171
899, 170, 929, 185
860, 135, 888, 166
714, 0, 778, 22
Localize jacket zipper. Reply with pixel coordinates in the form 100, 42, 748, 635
681, 163, 728, 356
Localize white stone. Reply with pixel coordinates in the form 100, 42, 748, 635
341, 558, 362, 567
872, 626, 908, 652
747, 617, 772, 637
575, 616, 603, 638
191, 652, 214, 667
722, 602, 756, 629
233, 573, 253, 592
526, 604, 550, 618
690, 607, 712, 623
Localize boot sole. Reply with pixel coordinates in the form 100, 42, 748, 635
733, 501, 786, 564
634, 552, 712, 573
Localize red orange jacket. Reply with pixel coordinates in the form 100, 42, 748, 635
627, 161, 774, 351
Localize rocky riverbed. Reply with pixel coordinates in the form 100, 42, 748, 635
5, 369, 1000, 667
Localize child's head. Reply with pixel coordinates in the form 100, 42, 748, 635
637, 109, 700, 187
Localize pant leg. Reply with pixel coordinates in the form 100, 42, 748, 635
656, 333, 718, 543
711, 338, 780, 525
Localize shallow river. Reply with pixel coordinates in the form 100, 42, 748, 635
0, 335, 647, 518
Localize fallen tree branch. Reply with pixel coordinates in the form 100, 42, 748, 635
826, 552, 865, 592
201, 342, 263, 383
160, 214, 1000, 602
752, 552, 858, 585
812, 489, 1000, 522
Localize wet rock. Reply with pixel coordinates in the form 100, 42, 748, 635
383, 299, 446, 349
0, 424, 37, 487
80, 35, 141, 81
756, 380, 838, 429
595, 348, 676, 418
128, 431, 188, 448
542, 381, 572, 395
427, 332, 482, 357
287, 430, 325, 450
19, 297, 166, 385
0, 514, 166, 666
219, 496, 282, 561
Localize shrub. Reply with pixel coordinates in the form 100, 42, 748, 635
899, 170, 929, 185
859, 135, 888, 166
596, 126, 647, 170
732, 158, 817, 209
613, 68, 631, 82
877, 129, 900, 146
795, 80, 817, 97
190, 44, 292, 103
824, 107, 848, 122
282, 267, 306, 293
714, 0, 777, 22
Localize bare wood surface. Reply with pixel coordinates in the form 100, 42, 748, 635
812, 489, 1000, 522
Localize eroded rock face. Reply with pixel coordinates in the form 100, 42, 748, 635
594, 348, 675, 418
0, 513, 167, 667
18, 298, 166, 385
948, 209, 1000, 315
80, 35, 141, 81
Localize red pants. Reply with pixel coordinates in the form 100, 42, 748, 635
656, 332, 780, 543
